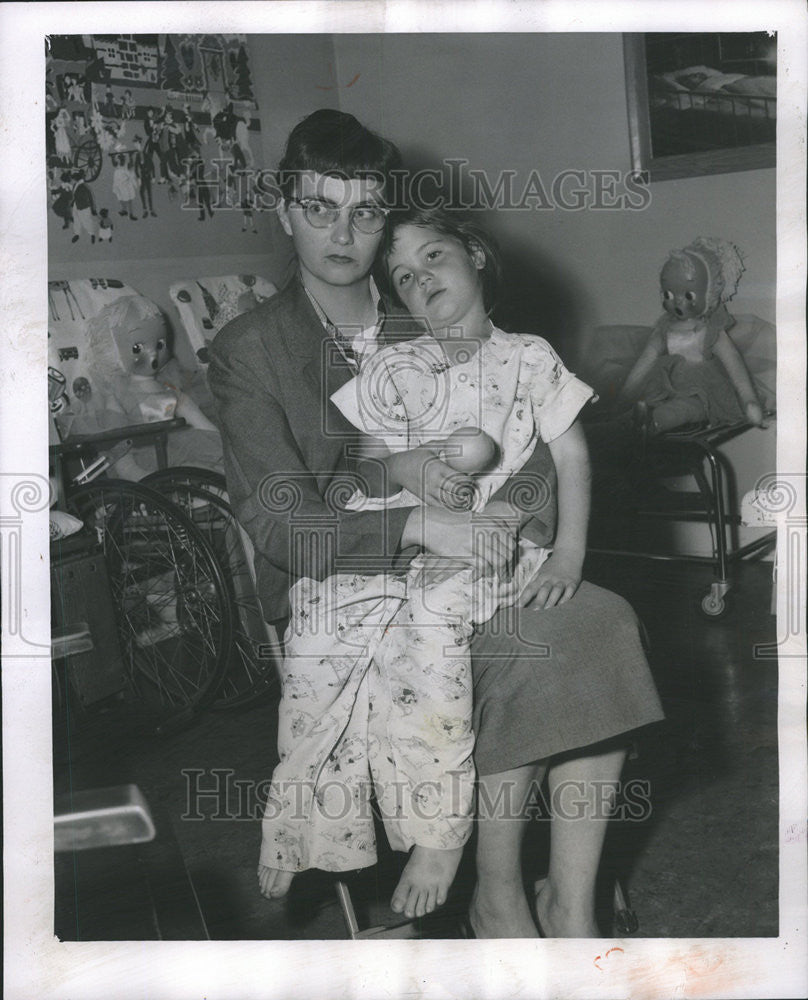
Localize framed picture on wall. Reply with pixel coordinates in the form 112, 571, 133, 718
623, 32, 777, 181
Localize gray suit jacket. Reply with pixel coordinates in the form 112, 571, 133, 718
208, 275, 557, 621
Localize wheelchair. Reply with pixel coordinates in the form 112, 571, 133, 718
51, 420, 279, 734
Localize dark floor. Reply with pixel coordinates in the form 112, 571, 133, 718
53, 555, 779, 941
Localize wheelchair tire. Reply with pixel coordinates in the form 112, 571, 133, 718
142, 470, 281, 710
66, 480, 233, 729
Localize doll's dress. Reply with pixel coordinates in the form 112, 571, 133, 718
640, 313, 745, 426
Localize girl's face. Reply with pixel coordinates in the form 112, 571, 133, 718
387, 224, 487, 336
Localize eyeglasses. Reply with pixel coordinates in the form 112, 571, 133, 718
289, 197, 389, 234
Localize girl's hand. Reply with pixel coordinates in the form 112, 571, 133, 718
519, 550, 583, 609
385, 447, 477, 509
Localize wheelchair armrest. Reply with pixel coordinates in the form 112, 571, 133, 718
51, 417, 188, 455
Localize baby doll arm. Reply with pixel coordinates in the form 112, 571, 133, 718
711, 329, 765, 426
616, 328, 665, 408
517, 419, 591, 610
173, 391, 219, 432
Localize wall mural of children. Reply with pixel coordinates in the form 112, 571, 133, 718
47, 34, 263, 247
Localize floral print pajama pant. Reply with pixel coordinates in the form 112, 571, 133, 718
259, 546, 547, 873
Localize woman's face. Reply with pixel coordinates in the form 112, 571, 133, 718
277, 171, 385, 294
386, 224, 487, 335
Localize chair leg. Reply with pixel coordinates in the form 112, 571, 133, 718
334, 879, 361, 939
612, 878, 639, 935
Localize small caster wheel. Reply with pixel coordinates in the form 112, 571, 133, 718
700, 590, 730, 619
614, 907, 639, 936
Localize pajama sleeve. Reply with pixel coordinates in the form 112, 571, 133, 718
524, 336, 597, 442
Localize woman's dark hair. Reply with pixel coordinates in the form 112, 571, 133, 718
277, 109, 402, 201
379, 205, 502, 315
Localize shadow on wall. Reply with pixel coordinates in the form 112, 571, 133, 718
494, 236, 588, 364
396, 145, 588, 363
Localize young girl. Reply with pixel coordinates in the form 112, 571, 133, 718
257, 207, 595, 919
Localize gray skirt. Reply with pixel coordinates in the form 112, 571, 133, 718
470, 581, 664, 775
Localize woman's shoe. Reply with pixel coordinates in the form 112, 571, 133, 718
458, 914, 477, 938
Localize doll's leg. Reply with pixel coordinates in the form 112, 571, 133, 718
649, 394, 708, 432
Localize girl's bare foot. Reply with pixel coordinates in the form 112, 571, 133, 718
390, 845, 463, 918
257, 864, 294, 899
534, 877, 599, 937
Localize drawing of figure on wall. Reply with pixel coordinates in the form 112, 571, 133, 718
111, 152, 138, 221
71, 171, 98, 244
50, 170, 74, 230
99, 86, 118, 119
121, 89, 136, 121
144, 108, 168, 183
72, 110, 89, 138
181, 103, 201, 153
200, 90, 221, 144
234, 113, 254, 168
132, 135, 156, 218
159, 109, 188, 183
97, 208, 113, 243
52, 108, 72, 163
67, 74, 88, 104
184, 155, 214, 222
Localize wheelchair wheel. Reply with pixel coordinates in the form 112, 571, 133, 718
143, 465, 228, 497
142, 469, 281, 710
66, 480, 233, 730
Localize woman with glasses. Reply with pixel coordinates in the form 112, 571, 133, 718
209, 110, 663, 938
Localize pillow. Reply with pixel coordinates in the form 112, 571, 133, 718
672, 64, 723, 88
654, 72, 690, 93
695, 73, 748, 93
676, 72, 711, 90
722, 75, 777, 98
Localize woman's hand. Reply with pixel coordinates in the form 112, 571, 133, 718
518, 549, 583, 609
384, 447, 477, 510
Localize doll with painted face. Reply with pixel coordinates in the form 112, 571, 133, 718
76, 295, 223, 478
617, 237, 764, 434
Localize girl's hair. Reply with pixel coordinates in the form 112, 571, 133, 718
380, 205, 502, 315
277, 109, 402, 201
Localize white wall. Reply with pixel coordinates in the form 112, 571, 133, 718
333, 32, 777, 554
